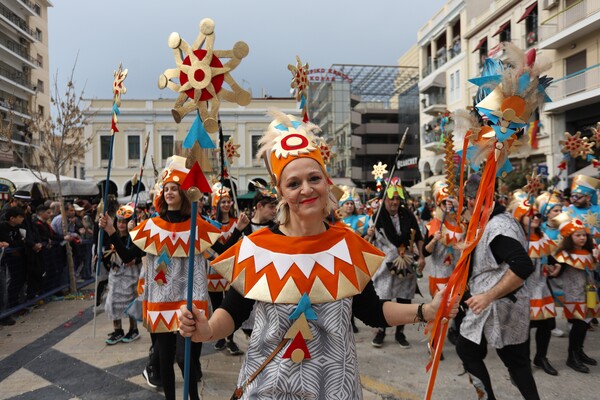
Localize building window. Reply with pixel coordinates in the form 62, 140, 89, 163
128, 135, 140, 160
36, 54, 43, 68
73, 165, 77, 178
35, 29, 42, 42
161, 135, 174, 159
37, 105, 44, 116
80, 166, 85, 179
499, 23, 511, 42
33, 4, 41, 15
36, 79, 44, 93
100, 136, 111, 160
251, 135, 261, 166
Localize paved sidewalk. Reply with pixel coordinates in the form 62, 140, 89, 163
0, 288, 598, 399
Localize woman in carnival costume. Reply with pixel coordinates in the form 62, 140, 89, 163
179, 110, 457, 399
339, 186, 371, 237
537, 191, 563, 243
371, 178, 425, 349
509, 196, 560, 375
127, 155, 221, 400
98, 204, 144, 345
207, 182, 249, 355
422, 181, 463, 298
551, 212, 599, 373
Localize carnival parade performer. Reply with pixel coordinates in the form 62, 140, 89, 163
128, 155, 220, 400
567, 175, 600, 243
423, 181, 463, 298
537, 191, 563, 243
371, 178, 425, 349
510, 197, 560, 376
552, 212, 599, 373
98, 204, 143, 345
207, 182, 248, 355
339, 186, 371, 237
178, 110, 458, 399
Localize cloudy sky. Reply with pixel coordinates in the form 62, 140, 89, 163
48, 0, 446, 100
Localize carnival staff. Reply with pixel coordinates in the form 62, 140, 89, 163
456, 201, 540, 399
179, 111, 457, 399
128, 155, 220, 400
371, 179, 425, 349
510, 198, 559, 376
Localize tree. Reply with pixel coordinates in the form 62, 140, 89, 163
0, 63, 93, 294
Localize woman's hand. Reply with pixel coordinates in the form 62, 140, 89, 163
547, 263, 562, 277
179, 304, 213, 342
98, 213, 116, 235
427, 287, 460, 321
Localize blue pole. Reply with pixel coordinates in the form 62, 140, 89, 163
96, 133, 115, 277
182, 200, 198, 400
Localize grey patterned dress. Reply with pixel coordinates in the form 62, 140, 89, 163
239, 298, 362, 399
372, 214, 417, 300
104, 236, 142, 321
460, 212, 530, 348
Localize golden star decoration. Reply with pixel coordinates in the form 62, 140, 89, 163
316, 137, 333, 165
560, 131, 594, 159
288, 55, 309, 103
224, 137, 240, 164
591, 122, 600, 148
524, 171, 543, 197
372, 162, 388, 180
581, 210, 600, 229
112, 64, 128, 107
158, 18, 251, 132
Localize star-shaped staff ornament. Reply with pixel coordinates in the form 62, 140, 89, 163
371, 162, 388, 180
158, 18, 251, 132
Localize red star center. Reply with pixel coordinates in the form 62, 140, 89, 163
180, 49, 225, 101
281, 134, 309, 151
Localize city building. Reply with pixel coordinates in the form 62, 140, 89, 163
83, 97, 298, 197
307, 63, 419, 189
416, 0, 468, 193
536, 0, 600, 180
0, 0, 52, 168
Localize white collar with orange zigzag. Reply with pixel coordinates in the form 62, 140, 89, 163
211, 224, 384, 304
528, 233, 556, 259
554, 249, 596, 271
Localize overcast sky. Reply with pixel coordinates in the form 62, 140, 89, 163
48, 0, 447, 100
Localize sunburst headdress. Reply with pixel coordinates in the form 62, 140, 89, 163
257, 109, 329, 187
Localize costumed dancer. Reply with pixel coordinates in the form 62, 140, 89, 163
509, 195, 560, 376
128, 155, 220, 400
98, 204, 143, 345
178, 110, 458, 399
371, 177, 425, 349
552, 212, 599, 373
567, 175, 600, 243
207, 182, 248, 355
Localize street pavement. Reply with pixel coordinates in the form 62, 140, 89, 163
0, 283, 598, 400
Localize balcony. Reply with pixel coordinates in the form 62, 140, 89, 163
15, 0, 38, 16
544, 63, 600, 113
353, 122, 399, 135
422, 91, 447, 116
0, 61, 35, 93
422, 130, 445, 154
0, 3, 37, 41
0, 31, 38, 68
538, 0, 600, 49
0, 90, 30, 117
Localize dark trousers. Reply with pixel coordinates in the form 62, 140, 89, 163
568, 319, 589, 353
26, 251, 44, 299
6, 255, 26, 308
154, 331, 202, 400
530, 318, 556, 359
456, 334, 540, 400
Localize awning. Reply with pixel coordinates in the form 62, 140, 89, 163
237, 191, 256, 200
492, 21, 510, 37
472, 37, 487, 53
420, 71, 446, 92
568, 164, 600, 178
517, 2, 537, 23
405, 174, 445, 196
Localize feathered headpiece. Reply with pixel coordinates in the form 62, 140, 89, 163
257, 109, 328, 187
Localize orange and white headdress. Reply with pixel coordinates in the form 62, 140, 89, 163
116, 204, 134, 220
257, 109, 329, 187
153, 155, 189, 209
211, 182, 231, 208
509, 196, 537, 221
432, 181, 451, 205
552, 212, 589, 237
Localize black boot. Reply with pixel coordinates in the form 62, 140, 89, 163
533, 356, 558, 376
567, 351, 590, 373
577, 348, 597, 366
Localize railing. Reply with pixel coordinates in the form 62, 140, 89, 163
422, 130, 443, 145
0, 62, 33, 90
422, 63, 433, 78
0, 3, 36, 38
539, 0, 600, 42
546, 63, 600, 102
0, 90, 30, 115
425, 91, 446, 107
0, 31, 36, 65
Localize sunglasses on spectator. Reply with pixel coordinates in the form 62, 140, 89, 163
570, 193, 584, 200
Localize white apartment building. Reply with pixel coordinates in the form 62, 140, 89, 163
83, 98, 298, 197
417, 0, 468, 187
0, 0, 52, 168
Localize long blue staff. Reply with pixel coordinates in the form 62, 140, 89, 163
93, 64, 127, 337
